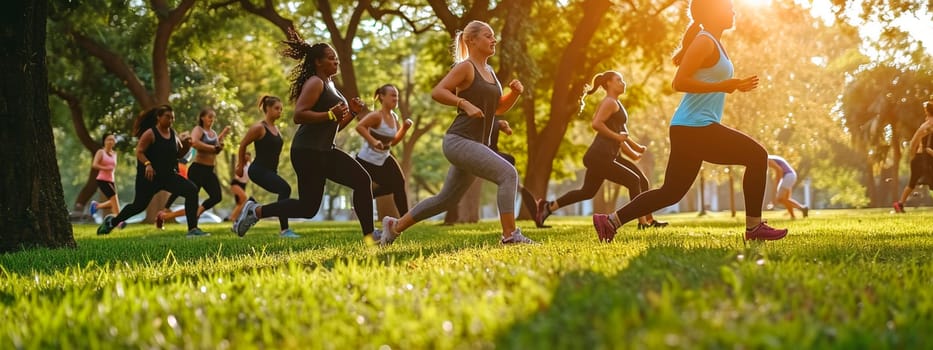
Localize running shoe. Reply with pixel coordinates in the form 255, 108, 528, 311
893, 201, 905, 214
592, 214, 618, 242
744, 222, 788, 241
155, 212, 165, 230
802, 206, 809, 218
89, 201, 98, 216
638, 220, 669, 230
534, 199, 551, 228
97, 215, 115, 235
186, 227, 211, 238
501, 228, 536, 244
279, 228, 300, 238
233, 199, 259, 237
379, 216, 400, 246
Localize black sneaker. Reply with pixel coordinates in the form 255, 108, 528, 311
97, 215, 115, 235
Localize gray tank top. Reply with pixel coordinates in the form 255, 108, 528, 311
200, 127, 218, 146
446, 61, 502, 146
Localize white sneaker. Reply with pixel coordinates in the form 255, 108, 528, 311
379, 216, 400, 245
233, 199, 259, 237
501, 228, 536, 244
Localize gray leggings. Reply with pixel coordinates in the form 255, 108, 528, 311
410, 133, 518, 221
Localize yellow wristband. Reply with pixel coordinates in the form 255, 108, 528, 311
328, 109, 338, 121
144, 161, 151, 167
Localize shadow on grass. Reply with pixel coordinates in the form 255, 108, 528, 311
0, 222, 499, 276
493, 245, 735, 349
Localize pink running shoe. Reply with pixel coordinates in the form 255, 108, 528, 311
744, 222, 788, 241
893, 201, 905, 214
592, 214, 618, 242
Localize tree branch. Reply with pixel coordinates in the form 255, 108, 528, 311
49, 85, 99, 153
366, 6, 437, 34
69, 31, 154, 108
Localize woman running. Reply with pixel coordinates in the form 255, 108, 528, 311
535, 71, 667, 230
97, 105, 207, 237
767, 155, 808, 218
356, 84, 413, 217
894, 98, 933, 213
233, 40, 378, 242
90, 134, 121, 218
378, 20, 535, 245
158, 108, 230, 228
591, 0, 787, 242
234, 95, 298, 238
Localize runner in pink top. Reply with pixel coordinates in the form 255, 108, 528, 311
90, 134, 122, 218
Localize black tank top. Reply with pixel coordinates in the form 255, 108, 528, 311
254, 122, 283, 170
292, 80, 348, 151
588, 101, 629, 157
140, 127, 179, 176
446, 62, 502, 145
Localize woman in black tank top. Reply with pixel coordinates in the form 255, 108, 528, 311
377, 20, 536, 245
895, 99, 933, 213
234, 95, 297, 237
534, 71, 667, 230
97, 105, 207, 237
232, 40, 378, 242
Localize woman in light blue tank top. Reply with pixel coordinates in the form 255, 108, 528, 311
592, 0, 787, 242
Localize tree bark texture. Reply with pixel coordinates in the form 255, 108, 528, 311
0, 0, 76, 252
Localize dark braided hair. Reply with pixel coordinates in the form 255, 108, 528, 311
281, 35, 332, 103
134, 105, 173, 137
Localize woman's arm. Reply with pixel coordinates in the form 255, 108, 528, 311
355, 111, 387, 150
136, 130, 155, 180
591, 99, 628, 145
619, 141, 641, 161
236, 123, 264, 177
391, 117, 413, 146
495, 79, 523, 115
432, 62, 483, 118
293, 77, 342, 124
91, 150, 111, 171
189, 126, 216, 154
672, 36, 758, 94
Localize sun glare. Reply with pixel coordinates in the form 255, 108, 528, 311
740, 0, 772, 7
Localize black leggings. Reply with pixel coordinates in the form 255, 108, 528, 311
165, 163, 222, 211
556, 152, 648, 208
357, 155, 408, 215
261, 148, 374, 235
248, 164, 292, 230
114, 173, 199, 230
615, 123, 767, 225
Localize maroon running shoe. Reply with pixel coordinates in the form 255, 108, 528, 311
534, 199, 550, 228
744, 222, 788, 241
592, 214, 618, 242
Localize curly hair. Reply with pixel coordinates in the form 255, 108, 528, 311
281, 35, 333, 103
134, 105, 173, 137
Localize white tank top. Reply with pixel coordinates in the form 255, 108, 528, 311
357, 115, 398, 166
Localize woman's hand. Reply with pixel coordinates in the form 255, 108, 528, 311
235, 163, 244, 178
145, 164, 155, 181
722, 76, 759, 93
509, 80, 524, 94
348, 97, 366, 115
498, 120, 513, 135
461, 100, 483, 118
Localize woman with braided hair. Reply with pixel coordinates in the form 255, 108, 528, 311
233, 39, 379, 243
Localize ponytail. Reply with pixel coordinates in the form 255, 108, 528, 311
579, 72, 613, 110
452, 20, 491, 64
258, 95, 281, 112
672, 22, 702, 66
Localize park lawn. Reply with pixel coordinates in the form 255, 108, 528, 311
1, 209, 931, 349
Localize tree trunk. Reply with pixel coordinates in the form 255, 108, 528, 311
0, 0, 75, 252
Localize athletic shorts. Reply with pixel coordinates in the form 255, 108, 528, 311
96, 180, 116, 198
777, 172, 797, 192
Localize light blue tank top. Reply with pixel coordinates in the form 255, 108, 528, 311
670, 31, 734, 127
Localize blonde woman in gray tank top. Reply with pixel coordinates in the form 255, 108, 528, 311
378, 21, 535, 245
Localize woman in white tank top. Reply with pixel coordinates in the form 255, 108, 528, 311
355, 84, 413, 218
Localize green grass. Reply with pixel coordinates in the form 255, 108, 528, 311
2, 209, 932, 349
